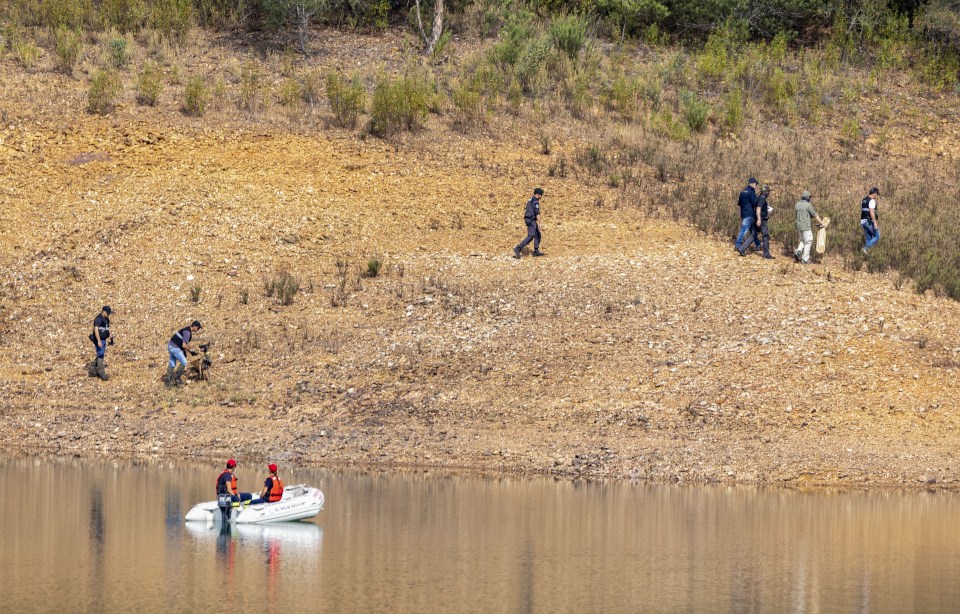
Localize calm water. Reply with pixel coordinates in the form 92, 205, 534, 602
3, 453, 960, 613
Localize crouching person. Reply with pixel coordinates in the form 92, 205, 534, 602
165, 320, 202, 387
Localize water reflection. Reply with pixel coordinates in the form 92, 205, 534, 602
4, 454, 960, 613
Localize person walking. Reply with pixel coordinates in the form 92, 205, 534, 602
87, 306, 113, 381
861, 187, 880, 254
735, 178, 762, 253
513, 188, 544, 258
794, 191, 825, 265
739, 185, 774, 259
216, 459, 253, 508
250, 463, 284, 505
165, 320, 202, 387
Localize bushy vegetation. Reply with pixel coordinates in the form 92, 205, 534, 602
87, 69, 123, 114
325, 71, 367, 128
183, 74, 209, 115
368, 69, 436, 137
136, 60, 163, 105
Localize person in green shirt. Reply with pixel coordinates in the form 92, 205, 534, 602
793, 191, 825, 264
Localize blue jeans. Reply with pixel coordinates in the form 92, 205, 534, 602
231, 493, 253, 505
96, 343, 106, 360
736, 217, 760, 250
862, 221, 880, 250
168, 345, 187, 369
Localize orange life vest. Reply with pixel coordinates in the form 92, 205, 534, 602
217, 470, 238, 496
267, 476, 284, 502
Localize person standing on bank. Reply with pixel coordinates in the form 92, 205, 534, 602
216, 459, 253, 508
794, 191, 826, 265
250, 463, 284, 505
165, 320, 202, 387
513, 187, 544, 258
861, 187, 880, 254
735, 178, 762, 253
88, 306, 113, 380
740, 185, 774, 259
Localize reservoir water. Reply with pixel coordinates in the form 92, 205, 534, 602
3, 453, 960, 613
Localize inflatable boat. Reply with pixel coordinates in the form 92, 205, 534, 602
184, 484, 324, 524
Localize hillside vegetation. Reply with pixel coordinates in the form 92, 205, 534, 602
1, 1, 960, 486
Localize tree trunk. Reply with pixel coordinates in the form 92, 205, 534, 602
424, 0, 444, 56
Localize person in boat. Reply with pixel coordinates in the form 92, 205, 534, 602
165, 320, 202, 387
216, 459, 253, 507
250, 463, 284, 505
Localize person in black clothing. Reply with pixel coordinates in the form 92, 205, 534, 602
735, 178, 762, 253
87, 306, 113, 380
513, 188, 544, 258
165, 320, 202, 387
216, 459, 253, 508
739, 185, 774, 259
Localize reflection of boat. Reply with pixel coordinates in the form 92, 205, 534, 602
184, 517, 324, 549
184, 484, 324, 524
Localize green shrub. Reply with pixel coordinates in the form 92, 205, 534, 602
680, 90, 710, 132
576, 144, 608, 175
549, 14, 587, 60
100, 0, 147, 32
722, 87, 745, 134
87, 69, 123, 114
604, 75, 641, 120
189, 284, 201, 303
150, 0, 193, 44
301, 70, 322, 106
107, 37, 129, 68
326, 71, 367, 128
278, 77, 303, 108
365, 257, 382, 278
514, 33, 551, 96
489, 17, 536, 69
136, 60, 163, 105
238, 61, 267, 114
368, 71, 432, 137
450, 80, 486, 131
183, 74, 209, 116
53, 26, 83, 74
264, 270, 300, 306
12, 38, 41, 69
651, 109, 690, 142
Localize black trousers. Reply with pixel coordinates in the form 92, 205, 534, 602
517, 222, 541, 251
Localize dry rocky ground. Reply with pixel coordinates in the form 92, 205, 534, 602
1, 31, 959, 489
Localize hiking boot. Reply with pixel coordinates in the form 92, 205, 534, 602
163, 366, 175, 388
738, 249, 746, 257
512, 246, 521, 259
793, 249, 802, 262
95, 358, 110, 381
87, 360, 98, 377
533, 250, 545, 257
762, 254, 774, 260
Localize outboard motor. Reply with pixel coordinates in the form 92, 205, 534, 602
217, 493, 232, 523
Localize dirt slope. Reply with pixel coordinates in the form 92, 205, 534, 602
1, 41, 959, 488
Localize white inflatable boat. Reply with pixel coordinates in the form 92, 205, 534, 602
184, 484, 324, 524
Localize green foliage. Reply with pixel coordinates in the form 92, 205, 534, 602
365, 257, 382, 278
136, 60, 163, 105
264, 270, 300, 305
87, 69, 123, 114
450, 79, 487, 131
107, 37, 129, 68
53, 26, 84, 74
650, 109, 689, 141
150, 0, 192, 43
576, 144, 608, 175
100, 0, 147, 32
596, 0, 668, 43
679, 89, 709, 132
368, 70, 434, 137
548, 14, 587, 60
602, 74, 641, 121
722, 86, 744, 134
489, 15, 536, 68
514, 33, 552, 95
326, 71, 367, 128
238, 61, 267, 114
183, 74, 209, 115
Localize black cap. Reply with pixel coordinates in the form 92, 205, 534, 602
869, 187, 880, 196
192, 320, 202, 329
102, 306, 112, 314
748, 177, 758, 185
533, 187, 544, 195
